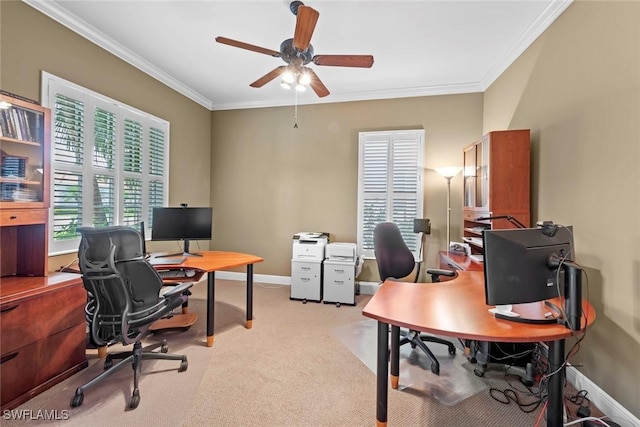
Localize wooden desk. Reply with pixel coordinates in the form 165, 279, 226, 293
362, 271, 596, 427
154, 251, 263, 347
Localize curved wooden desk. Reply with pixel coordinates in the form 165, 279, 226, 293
362, 271, 596, 427
155, 251, 263, 347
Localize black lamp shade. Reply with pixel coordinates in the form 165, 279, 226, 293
413, 218, 431, 234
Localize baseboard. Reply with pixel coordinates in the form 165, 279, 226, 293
215, 271, 291, 285
566, 365, 639, 426
214, 273, 381, 295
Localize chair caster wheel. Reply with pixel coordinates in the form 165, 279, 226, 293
104, 358, 113, 370
303, 299, 307, 304
448, 346, 456, 355
129, 390, 140, 409
161, 343, 169, 353
336, 302, 341, 307
179, 358, 188, 372
474, 367, 485, 377
70, 393, 84, 408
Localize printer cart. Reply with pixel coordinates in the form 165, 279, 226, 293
323, 259, 356, 306
323, 242, 358, 306
290, 259, 323, 303
290, 232, 328, 303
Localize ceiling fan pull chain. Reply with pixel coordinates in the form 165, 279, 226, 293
294, 90, 299, 128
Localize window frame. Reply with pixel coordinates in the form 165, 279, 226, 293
357, 129, 425, 260
41, 71, 170, 255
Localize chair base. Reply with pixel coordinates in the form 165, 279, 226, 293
70, 339, 187, 410
400, 329, 456, 376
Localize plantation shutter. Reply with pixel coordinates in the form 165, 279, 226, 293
42, 72, 169, 255
357, 130, 424, 259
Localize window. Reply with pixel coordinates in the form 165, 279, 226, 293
357, 130, 424, 259
41, 72, 169, 254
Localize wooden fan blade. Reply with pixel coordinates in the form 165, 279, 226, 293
215, 36, 281, 57
305, 68, 330, 98
293, 5, 319, 52
250, 66, 287, 88
312, 55, 374, 68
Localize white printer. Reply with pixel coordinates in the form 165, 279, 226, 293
290, 232, 329, 303
292, 232, 328, 260
323, 242, 359, 307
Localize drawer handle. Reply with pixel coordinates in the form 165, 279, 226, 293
301, 267, 310, 271
10, 215, 17, 220
335, 280, 344, 284
0, 351, 19, 364
335, 269, 344, 273
0, 304, 19, 313
301, 277, 310, 282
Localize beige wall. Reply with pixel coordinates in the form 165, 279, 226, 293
485, 0, 640, 417
210, 95, 482, 279
4, 0, 639, 419
0, 1, 212, 269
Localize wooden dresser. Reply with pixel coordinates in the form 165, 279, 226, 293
0, 272, 88, 410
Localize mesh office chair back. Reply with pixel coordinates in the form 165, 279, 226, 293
72, 226, 191, 410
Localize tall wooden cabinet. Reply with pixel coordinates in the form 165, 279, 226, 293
0, 92, 50, 277
461, 129, 530, 256
0, 92, 87, 410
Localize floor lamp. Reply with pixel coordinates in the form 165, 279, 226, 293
435, 166, 462, 250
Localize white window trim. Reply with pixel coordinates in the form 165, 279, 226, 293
41, 71, 170, 255
357, 129, 425, 260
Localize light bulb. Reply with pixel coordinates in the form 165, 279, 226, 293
280, 80, 292, 89
295, 83, 306, 92
298, 73, 311, 86
282, 71, 295, 84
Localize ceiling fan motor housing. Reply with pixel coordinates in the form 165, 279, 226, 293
280, 38, 314, 64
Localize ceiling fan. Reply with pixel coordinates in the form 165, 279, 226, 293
215, 1, 374, 98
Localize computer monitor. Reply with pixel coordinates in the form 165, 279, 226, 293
151, 206, 212, 257
482, 224, 583, 330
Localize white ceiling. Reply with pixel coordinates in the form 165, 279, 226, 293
24, 0, 572, 111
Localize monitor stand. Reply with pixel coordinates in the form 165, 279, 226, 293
155, 239, 203, 257
491, 302, 562, 325
488, 304, 520, 317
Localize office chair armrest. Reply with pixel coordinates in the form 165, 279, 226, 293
162, 282, 193, 298
426, 268, 456, 282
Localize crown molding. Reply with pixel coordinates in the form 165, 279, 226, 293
480, 0, 573, 90
22, 0, 214, 110
22, 0, 571, 112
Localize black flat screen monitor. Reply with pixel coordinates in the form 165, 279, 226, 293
483, 225, 575, 323
151, 207, 212, 256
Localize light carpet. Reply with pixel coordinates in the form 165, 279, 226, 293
332, 319, 488, 406
4, 295, 214, 427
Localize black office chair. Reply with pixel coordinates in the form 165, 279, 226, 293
70, 226, 192, 410
373, 222, 457, 375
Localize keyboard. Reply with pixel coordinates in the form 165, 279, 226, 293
158, 269, 192, 279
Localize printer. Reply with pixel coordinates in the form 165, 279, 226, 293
292, 232, 329, 260
290, 232, 329, 303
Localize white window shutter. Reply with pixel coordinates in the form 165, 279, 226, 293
358, 130, 424, 259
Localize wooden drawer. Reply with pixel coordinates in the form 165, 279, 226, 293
0, 285, 86, 353
0, 209, 47, 226
0, 322, 87, 408
464, 210, 490, 222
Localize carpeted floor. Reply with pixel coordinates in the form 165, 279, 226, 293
6, 279, 606, 426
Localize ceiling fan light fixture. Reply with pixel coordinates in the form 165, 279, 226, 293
280, 80, 292, 89
295, 83, 306, 92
